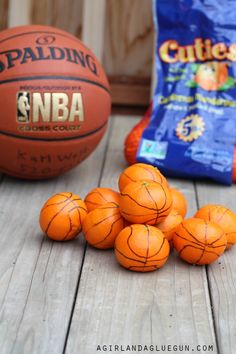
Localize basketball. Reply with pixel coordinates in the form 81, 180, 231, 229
114, 224, 170, 272
0, 25, 111, 179
173, 218, 227, 265
39, 192, 88, 241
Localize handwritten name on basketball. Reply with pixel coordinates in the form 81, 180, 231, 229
0, 46, 98, 76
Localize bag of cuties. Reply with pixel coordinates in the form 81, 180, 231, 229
127, 0, 236, 185
39, 163, 236, 271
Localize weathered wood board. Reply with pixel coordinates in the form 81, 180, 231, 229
0, 125, 110, 354
0, 0, 9, 29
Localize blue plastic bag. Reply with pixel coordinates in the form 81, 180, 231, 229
137, 0, 236, 185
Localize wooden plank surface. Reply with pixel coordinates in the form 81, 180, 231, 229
103, 0, 154, 77
0, 0, 9, 29
196, 182, 236, 354
0, 126, 110, 354
65, 116, 217, 354
30, 0, 83, 37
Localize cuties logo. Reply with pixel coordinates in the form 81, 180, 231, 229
159, 38, 236, 63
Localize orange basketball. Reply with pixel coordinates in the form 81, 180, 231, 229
118, 163, 168, 192
119, 180, 172, 224
194, 204, 236, 249
82, 202, 125, 249
173, 218, 227, 265
0, 25, 110, 179
84, 187, 120, 212
156, 209, 183, 241
114, 224, 170, 272
170, 187, 187, 218
39, 192, 87, 241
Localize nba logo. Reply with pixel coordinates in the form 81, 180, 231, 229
17, 92, 30, 123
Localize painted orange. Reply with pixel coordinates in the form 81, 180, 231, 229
170, 187, 187, 218
39, 192, 87, 241
173, 218, 227, 265
115, 224, 170, 272
84, 187, 120, 212
119, 180, 172, 224
118, 162, 168, 192
156, 209, 183, 241
194, 204, 236, 249
82, 202, 125, 249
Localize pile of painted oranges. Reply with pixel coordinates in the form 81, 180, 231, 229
39, 163, 236, 272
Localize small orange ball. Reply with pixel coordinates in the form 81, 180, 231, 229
118, 163, 168, 192
170, 187, 187, 218
39, 192, 87, 241
119, 180, 172, 225
115, 224, 170, 272
194, 204, 236, 249
82, 202, 125, 249
156, 209, 183, 241
173, 218, 227, 265
84, 187, 120, 212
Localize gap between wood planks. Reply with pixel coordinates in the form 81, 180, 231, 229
62, 116, 114, 354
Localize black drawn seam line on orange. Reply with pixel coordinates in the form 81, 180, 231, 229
83, 213, 120, 235
115, 248, 150, 264
93, 217, 123, 246
181, 223, 209, 246
214, 206, 229, 223
115, 248, 169, 264
61, 214, 73, 241
144, 184, 160, 224
45, 198, 77, 233
122, 171, 136, 184
42, 193, 73, 209
174, 232, 210, 248
174, 232, 226, 249
42, 195, 82, 210
120, 192, 159, 211
208, 232, 226, 245
127, 227, 149, 259
140, 165, 157, 181
178, 245, 221, 257
86, 190, 112, 203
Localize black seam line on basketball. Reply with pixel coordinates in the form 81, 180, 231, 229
174, 232, 226, 249
0, 121, 108, 142
144, 185, 160, 224
61, 214, 73, 241
115, 248, 168, 264
93, 216, 122, 246
0, 75, 110, 94
0, 30, 79, 44
178, 245, 222, 257
84, 212, 120, 235
43, 197, 83, 210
